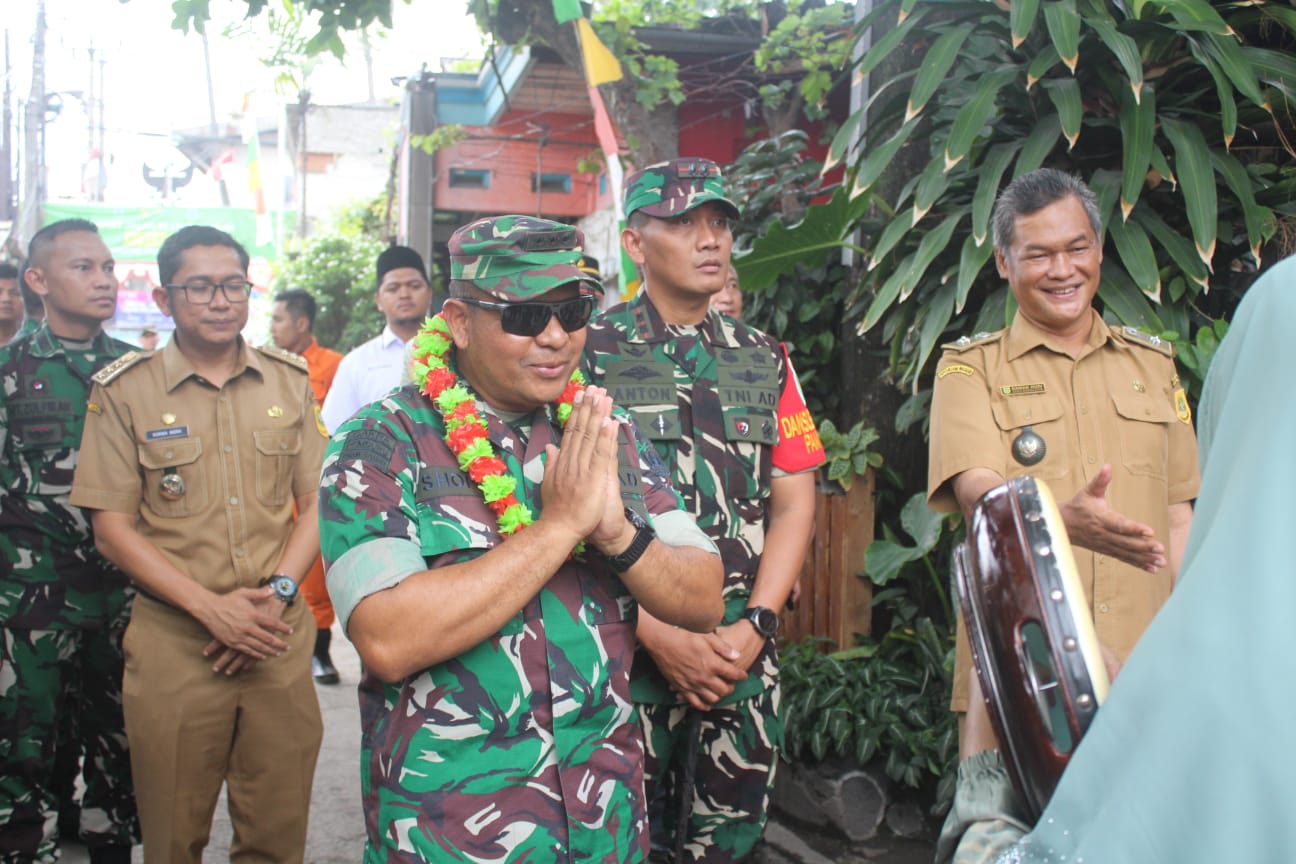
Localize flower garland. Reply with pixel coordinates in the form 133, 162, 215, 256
409, 313, 586, 538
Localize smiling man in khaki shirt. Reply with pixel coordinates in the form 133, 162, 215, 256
70, 225, 326, 863
928, 169, 1199, 731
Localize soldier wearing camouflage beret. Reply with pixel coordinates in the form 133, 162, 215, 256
318, 214, 724, 863
0, 219, 138, 862
70, 225, 326, 863
584, 158, 826, 863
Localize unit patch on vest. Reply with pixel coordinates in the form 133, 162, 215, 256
937, 364, 976, 379
339, 428, 397, 466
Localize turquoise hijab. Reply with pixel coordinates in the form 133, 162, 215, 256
1004, 255, 1296, 863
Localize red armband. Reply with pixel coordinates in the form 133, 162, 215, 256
772, 343, 826, 473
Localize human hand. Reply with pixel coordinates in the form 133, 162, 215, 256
638, 616, 747, 711
540, 387, 619, 542
713, 620, 766, 675
195, 586, 293, 658
1060, 465, 1166, 572
203, 641, 258, 676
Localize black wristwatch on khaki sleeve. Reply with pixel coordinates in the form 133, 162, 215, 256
603, 508, 656, 574
262, 574, 298, 607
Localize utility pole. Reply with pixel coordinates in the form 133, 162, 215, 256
296, 88, 309, 237
18, 0, 45, 244
202, 30, 229, 205
1, 30, 14, 221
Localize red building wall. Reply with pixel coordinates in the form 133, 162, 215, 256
433, 111, 607, 219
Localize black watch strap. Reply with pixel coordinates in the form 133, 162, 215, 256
262, 574, 298, 607
603, 509, 655, 574
745, 605, 780, 638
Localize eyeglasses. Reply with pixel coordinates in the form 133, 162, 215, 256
459, 295, 596, 337
163, 279, 253, 305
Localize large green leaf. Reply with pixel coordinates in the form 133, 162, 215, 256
1088, 168, 1122, 245
1098, 262, 1163, 332
1015, 112, 1061, 177
1160, 116, 1217, 270
1159, 0, 1232, 35
870, 209, 917, 272
1210, 149, 1272, 261
956, 233, 995, 313
736, 188, 869, 293
1010, 0, 1041, 48
899, 211, 964, 303
1043, 78, 1083, 150
945, 69, 1017, 168
1087, 18, 1144, 101
1245, 47, 1296, 102
914, 281, 957, 390
1197, 31, 1267, 108
971, 142, 1020, 245
1118, 83, 1155, 220
905, 24, 975, 121
1108, 217, 1161, 301
900, 490, 946, 553
825, 74, 913, 172
1027, 43, 1063, 86
862, 251, 915, 333
914, 156, 952, 221
1132, 206, 1210, 291
1043, 0, 1080, 72
1186, 41, 1239, 148
853, 117, 922, 198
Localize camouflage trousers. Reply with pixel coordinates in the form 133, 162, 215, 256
0, 626, 138, 862
640, 684, 782, 864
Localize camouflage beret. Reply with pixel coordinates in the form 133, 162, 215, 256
449, 215, 601, 301
623, 157, 740, 220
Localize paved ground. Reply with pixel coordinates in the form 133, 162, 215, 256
60, 624, 934, 863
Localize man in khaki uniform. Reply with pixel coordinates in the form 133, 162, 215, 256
929, 168, 1199, 732
70, 225, 325, 863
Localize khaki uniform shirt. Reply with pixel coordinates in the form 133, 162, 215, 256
929, 311, 1199, 710
69, 338, 328, 640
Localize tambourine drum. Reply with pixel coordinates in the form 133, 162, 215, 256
953, 475, 1110, 821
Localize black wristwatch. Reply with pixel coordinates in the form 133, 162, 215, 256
262, 574, 298, 607
744, 605, 780, 638
603, 508, 656, 574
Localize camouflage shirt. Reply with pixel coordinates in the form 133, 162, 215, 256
319, 383, 690, 863
583, 294, 825, 704
0, 324, 134, 629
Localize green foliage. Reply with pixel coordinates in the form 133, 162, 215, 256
273, 199, 386, 352
410, 126, 470, 155
820, 0, 1296, 392
170, 0, 394, 58
753, 3, 856, 120
1167, 318, 1231, 403
726, 131, 857, 422
817, 419, 882, 491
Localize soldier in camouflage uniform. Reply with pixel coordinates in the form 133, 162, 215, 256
318, 215, 725, 863
0, 219, 138, 864
583, 159, 827, 863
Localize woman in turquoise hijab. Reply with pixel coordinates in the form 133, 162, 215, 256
994, 254, 1296, 862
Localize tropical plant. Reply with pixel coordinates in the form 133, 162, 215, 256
741, 0, 1296, 393
817, 418, 883, 491
274, 199, 387, 352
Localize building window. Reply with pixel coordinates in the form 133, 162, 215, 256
599, 173, 607, 195
449, 168, 491, 189
531, 172, 572, 194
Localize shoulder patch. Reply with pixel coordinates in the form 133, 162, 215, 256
1117, 326, 1175, 357
256, 344, 310, 372
940, 330, 1005, 353
91, 351, 148, 386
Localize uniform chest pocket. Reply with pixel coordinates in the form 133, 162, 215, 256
718, 406, 776, 501
1111, 392, 1175, 480
990, 394, 1067, 479
606, 359, 683, 442
254, 429, 302, 506
138, 438, 208, 517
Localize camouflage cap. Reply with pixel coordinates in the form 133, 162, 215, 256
449, 215, 602, 301
623, 157, 740, 220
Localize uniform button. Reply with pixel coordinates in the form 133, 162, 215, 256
219, 395, 227, 403
280, 442, 288, 450
164, 449, 173, 459
1087, 456, 1096, 464
234, 548, 244, 557
1099, 604, 1109, 613
1080, 405, 1088, 414
223, 444, 233, 453
229, 496, 239, 506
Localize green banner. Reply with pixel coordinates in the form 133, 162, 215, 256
41, 202, 285, 260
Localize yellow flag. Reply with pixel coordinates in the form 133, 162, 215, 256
576, 18, 623, 86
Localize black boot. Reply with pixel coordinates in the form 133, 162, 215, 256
312, 628, 340, 685
89, 846, 132, 864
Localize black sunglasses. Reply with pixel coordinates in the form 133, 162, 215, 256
459, 295, 597, 337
